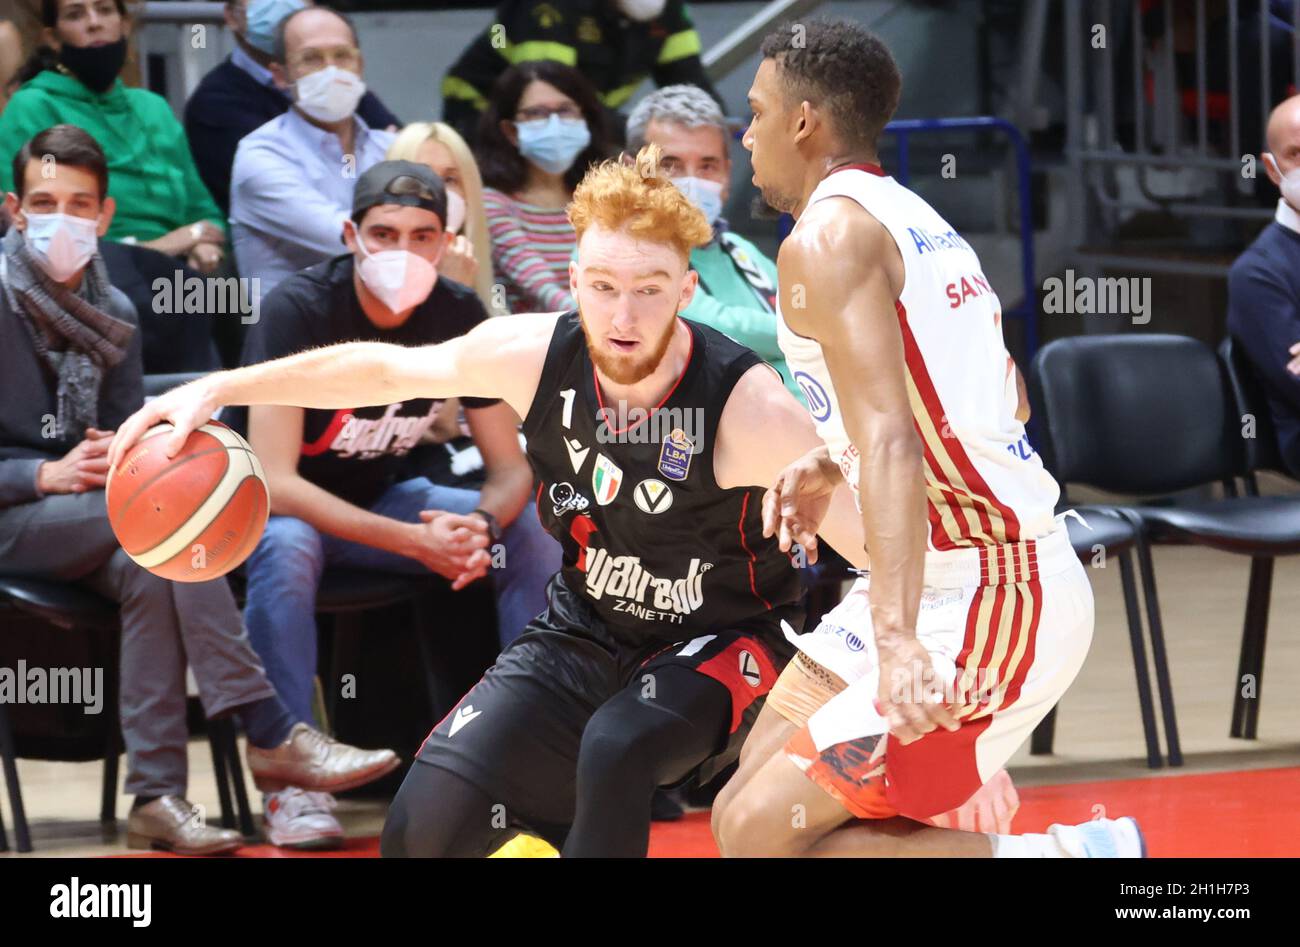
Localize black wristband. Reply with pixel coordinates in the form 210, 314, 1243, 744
472, 508, 502, 541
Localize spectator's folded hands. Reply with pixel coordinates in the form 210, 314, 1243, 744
37, 427, 117, 495
408, 510, 492, 590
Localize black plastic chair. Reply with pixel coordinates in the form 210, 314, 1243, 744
1217, 337, 1300, 738
1028, 508, 1166, 767
1029, 340, 1186, 765
0, 576, 254, 852
1033, 334, 1300, 749
314, 569, 459, 732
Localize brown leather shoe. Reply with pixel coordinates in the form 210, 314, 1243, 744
126, 796, 243, 856
245, 723, 401, 794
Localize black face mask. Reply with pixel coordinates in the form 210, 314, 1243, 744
58, 37, 127, 94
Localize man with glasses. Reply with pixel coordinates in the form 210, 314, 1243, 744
230, 4, 392, 293
185, 0, 399, 216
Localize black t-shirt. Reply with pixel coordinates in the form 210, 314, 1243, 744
240, 254, 499, 509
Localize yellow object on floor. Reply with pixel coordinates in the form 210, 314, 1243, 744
489, 834, 560, 858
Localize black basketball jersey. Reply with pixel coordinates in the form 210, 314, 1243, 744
521, 312, 802, 647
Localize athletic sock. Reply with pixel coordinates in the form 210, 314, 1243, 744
991, 832, 1072, 857
235, 695, 297, 749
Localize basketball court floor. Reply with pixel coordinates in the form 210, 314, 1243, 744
6, 495, 1300, 858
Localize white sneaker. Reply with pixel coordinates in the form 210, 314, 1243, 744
263, 788, 345, 850
1048, 816, 1147, 857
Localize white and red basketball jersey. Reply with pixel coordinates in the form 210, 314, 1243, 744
776, 163, 1060, 550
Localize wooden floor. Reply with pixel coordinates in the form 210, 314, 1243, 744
5, 532, 1300, 857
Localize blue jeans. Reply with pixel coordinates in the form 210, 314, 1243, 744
242, 477, 560, 722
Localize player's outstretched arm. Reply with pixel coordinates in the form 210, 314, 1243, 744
108, 313, 557, 469
779, 198, 958, 745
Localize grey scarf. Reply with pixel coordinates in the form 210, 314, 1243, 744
0, 226, 133, 442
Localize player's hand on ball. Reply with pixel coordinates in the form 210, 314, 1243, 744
762, 447, 840, 563
108, 377, 221, 471
408, 510, 492, 590
928, 768, 1019, 834
874, 635, 960, 745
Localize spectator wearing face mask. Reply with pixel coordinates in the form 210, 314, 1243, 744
0, 0, 226, 273
623, 84, 802, 406
236, 161, 561, 847
476, 61, 614, 314
229, 4, 392, 294
387, 120, 496, 312
184, 0, 400, 216
0, 125, 401, 854
442, 0, 725, 145
1228, 94, 1300, 477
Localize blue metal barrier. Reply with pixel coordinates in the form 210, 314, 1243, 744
763, 116, 1039, 362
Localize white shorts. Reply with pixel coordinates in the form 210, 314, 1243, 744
781, 526, 1094, 819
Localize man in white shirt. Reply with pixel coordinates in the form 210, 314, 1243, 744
184, 0, 399, 216
230, 5, 394, 293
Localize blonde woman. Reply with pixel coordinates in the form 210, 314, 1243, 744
387, 121, 500, 314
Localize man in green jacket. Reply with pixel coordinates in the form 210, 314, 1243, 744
625, 83, 804, 406
0, 1, 224, 271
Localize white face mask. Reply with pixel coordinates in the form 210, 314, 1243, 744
1265, 153, 1300, 209
673, 175, 725, 227
617, 0, 667, 21
294, 65, 366, 124
445, 189, 466, 236
354, 229, 438, 314
23, 212, 99, 282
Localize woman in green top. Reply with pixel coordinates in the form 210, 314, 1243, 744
1, 0, 225, 272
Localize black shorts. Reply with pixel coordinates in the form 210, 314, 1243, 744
415, 573, 801, 834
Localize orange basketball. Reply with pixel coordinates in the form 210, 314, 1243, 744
106, 420, 270, 582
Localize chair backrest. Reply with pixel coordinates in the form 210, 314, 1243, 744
143, 372, 209, 400
1218, 336, 1286, 476
1029, 333, 1244, 496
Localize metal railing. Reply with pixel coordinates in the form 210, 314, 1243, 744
771, 116, 1041, 362
136, 2, 229, 105
887, 117, 1039, 361
1064, 0, 1295, 279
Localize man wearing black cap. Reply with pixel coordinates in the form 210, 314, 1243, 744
236, 160, 561, 850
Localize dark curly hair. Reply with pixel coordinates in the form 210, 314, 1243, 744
474, 61, 614, 195
759, 18, 901, 150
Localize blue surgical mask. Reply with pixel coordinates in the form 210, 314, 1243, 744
244, 0, 306, 55
515, 114, 592, 175
674, 175, 725, 227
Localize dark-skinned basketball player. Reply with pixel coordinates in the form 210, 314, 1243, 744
109, 145, 1017, 857
709, 20, 1144, 858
